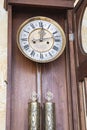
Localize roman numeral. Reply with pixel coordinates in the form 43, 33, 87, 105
53, 31, 58, 35
30, 23, 35, 29
49, 52, 52, 57
55, 39, 61, 42
47, 24, 51, 29
40, 53, 43, 59
23, 30, 29, 33
21, 38, 27, 41
30, 50, 35, 56
55, 35, 61, 38
24, 45, 29, 50
53, 46, 59, 51
39, 21, 43, 28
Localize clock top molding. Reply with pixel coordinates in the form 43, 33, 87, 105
4, 0, 75, 10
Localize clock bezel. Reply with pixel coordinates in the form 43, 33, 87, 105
17, 16, 66, 63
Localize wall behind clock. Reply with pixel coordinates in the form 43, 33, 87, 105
0, 0, 7, 130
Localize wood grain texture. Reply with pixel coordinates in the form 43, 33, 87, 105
6, 1, 84, 130
7, 6, 37, 130
7, 0, 74, 9
41, 13, 70, 130
78, 59, 87, 81
6, 4, 73, 130
65, 18, 73, 130
67, 10, 80, 130
78, 82, 86, 130
84, 78, 87, 114
42, 54, 69, 130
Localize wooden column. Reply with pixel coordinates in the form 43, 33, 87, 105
67, 10, 80, 130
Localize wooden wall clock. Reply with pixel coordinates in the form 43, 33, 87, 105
4, 0, 87, 130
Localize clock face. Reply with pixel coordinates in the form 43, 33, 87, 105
17, 16, 66, 63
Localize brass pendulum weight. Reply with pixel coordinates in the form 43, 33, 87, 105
28, 92, 40, 130
44, 91, 56, 130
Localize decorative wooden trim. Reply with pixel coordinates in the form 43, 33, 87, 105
73, 11, 79, 67
74, 0, 87, 12
78, 82, 86, 130
84, 78, 87, 114
74, 0, 83, 11
65, 18, 73, 130
67, 10, 80, 130
7, 0, 74, 9
6, 5, 12, 130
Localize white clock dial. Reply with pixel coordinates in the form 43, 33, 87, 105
17, 16, 66, 63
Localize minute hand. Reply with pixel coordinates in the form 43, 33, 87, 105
32, 37, 53, 42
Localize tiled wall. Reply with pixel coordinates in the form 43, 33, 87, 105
0, 0, 87, 130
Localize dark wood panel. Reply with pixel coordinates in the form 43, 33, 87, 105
6, 0, 74, 9
67, 10, 80, 130
65, 18, 73, 130
78, 82, 86, 130
41, 13, 70, 130
7, 7, 37, 130
6, 5, 70, 130
11, 56, 37, 130
12, 6, 67, 27
78, 59, 87, 81
42, 53, 69, 130
84, 78, 87, 114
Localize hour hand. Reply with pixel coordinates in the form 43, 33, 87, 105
39, 28, 46, 42
32, 37, 53, 43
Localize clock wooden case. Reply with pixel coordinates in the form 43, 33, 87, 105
4, 0, 87, 130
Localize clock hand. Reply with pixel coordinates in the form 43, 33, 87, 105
32, 37, 53, 43
39, 28, 46, 42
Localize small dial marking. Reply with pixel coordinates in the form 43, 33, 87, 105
23, 30, 29, 33
30, 23, 35, 29
53, 46, 59, 51
39, 21, 43, 28
24, 44, 29, 50
21, 38, 27, 41
53, 31, 58, 35
30, 50, 35, 57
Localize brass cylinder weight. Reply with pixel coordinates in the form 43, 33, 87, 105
28, 92, 40, 130
44, 92, 56, 130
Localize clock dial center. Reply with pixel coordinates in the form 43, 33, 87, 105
29, 28, 54, 52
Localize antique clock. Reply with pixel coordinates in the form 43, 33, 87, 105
4, 0, 87, 130
17, 16, 66, 63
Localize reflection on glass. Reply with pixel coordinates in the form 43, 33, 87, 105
74, 0, 80, 6
81, 7, 87, 53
